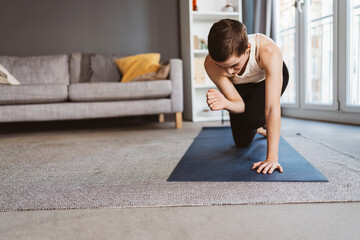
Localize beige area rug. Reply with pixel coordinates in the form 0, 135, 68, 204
1, 127, 360, 211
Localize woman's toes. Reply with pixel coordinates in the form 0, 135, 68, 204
257, 127, 267, 137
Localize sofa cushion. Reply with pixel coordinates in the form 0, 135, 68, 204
131, 62, 170, 81
115, 53, 161, 82
69, 53, 125, 83
89, 54, 122, 83
0, 84, 68, 105
69, 53, 82, 83
79, 53, 94, 83
69, 80, 172, 102
0, 55, 69, 85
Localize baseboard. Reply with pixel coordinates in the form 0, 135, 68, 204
282, 108, 360, 126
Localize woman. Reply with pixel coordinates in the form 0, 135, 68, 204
204, 19, 289, 175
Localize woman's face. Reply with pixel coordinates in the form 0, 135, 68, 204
214, 44, 251, 76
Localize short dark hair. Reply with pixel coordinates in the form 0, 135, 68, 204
207, 19, 248, 62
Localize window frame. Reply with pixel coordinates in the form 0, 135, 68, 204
339, 0, 360, 113
279, 0, 360, 124
300, 0, 338, 111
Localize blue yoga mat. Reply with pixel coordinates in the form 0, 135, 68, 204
168, 127, 328, 182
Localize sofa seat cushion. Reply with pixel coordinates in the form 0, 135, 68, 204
0, 84, 68, 105
69, 80, 172, 102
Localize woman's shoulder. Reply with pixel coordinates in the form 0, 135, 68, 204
204, 55, 231, 82
257, 38, 282, 70
256, 34, 281, 58
204, 55, 227, 80
256, 34, 277, 48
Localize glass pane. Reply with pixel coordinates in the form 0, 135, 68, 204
306, 0, 333, 105
278, 0, 296, 104
348, 0, 360, 106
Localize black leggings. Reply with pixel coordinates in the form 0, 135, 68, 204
230, 62, 289, 148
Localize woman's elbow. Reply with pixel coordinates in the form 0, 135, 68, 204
265, 105, 281, 118
236, 101, 246, 113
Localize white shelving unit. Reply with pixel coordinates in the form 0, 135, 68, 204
180, 0, 242, 122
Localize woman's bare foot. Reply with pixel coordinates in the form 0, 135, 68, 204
257, 127, 267, 137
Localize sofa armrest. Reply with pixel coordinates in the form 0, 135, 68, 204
169, 58, 183, 113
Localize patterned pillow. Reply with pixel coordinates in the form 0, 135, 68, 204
89, 54, 122, 82
131, 62, 170, 82
0, 64, 20, 85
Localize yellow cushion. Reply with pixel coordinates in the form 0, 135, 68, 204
115, 53, 161, 82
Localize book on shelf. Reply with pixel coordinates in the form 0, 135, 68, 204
194, 57, 207, 86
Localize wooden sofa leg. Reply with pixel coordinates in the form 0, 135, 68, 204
175, 112, 183, 129
158, 113, 165, 123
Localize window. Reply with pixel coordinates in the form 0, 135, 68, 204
277, 0, 360, 124
348, 0, 360, 106
306, 0, 333, 105
278, 0, 297, 104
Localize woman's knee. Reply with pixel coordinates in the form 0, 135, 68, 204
232, 130, 256, 148
234, 139, 252, 148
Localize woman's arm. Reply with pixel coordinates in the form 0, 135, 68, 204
204, 55, 245, 113
252, 35, 284, 174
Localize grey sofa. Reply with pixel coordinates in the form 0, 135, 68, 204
0, 54, 183, 128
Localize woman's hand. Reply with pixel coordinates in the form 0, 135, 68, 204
206, 88, 228, 111
252, 158, 283, 174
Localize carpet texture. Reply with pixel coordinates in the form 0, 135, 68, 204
0, 128, 359, 211
168, 127, 328, 182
